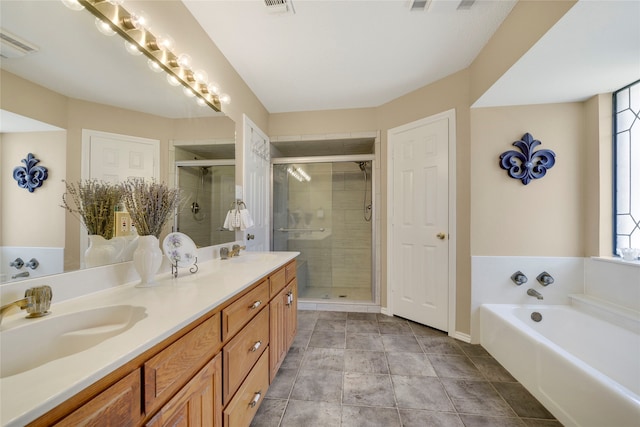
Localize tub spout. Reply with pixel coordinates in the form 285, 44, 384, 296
527, 288, 543, 300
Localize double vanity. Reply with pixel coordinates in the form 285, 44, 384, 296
0, 251, 298, 427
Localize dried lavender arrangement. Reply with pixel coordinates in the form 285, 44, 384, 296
121, 178, 180, 238
61, 179, 123, 239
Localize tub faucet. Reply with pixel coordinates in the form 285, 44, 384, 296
511, 271, 528, 286
0, 296, 34, 324
11, 271, 30, 279
527, 288, 544, 300
536, 271, 554, 286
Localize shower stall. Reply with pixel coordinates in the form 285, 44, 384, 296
272, 157, 375, 303
175, 161, 235, 247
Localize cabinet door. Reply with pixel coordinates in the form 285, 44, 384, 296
146, 354, 222, 427
285, 278, 298, 351
269, 279, 297, 382
54, 369, 141, 427
268, 286, 287, 382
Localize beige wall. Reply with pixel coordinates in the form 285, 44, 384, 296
470, 103, 586, 256
584, 94, 613, 257
1, 131, 66, 248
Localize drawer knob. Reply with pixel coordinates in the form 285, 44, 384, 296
250, 341, 262, 352
249, 300, 262, 310
249, 391, 262, 408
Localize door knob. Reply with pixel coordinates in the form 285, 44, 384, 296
247, 233, 255, 240
436, 232, 447, 240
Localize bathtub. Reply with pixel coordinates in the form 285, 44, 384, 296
480, 304, 640, 427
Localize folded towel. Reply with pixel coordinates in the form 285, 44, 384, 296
223, 210, 239, 231
240, 208, 254, 230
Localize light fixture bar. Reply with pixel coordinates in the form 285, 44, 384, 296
77, 0, 222, 112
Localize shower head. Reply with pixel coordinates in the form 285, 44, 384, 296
200, 166, 210, 176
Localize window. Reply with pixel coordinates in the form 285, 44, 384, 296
613, 80, 640, 252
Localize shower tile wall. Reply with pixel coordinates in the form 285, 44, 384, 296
179, 168, 212, 248
285, 163, 371, 301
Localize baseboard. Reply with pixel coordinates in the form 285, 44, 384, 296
452, 331, 471, 343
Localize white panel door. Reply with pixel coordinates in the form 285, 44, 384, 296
242, 115, 270, 252
389, 115, 449, 331
82, 130, 160, 263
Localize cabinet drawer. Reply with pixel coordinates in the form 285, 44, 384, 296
145, 313, 221, 414
223, 307, 269, 404
55, 369, 141, 427
269, 267, 286, 297
223, 349, 269, 427
285, 260, 296, 284
222, 280, 269, 340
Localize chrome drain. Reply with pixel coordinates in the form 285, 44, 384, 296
531, 312, 542, 322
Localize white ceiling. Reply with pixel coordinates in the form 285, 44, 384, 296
183, 0, 519, 113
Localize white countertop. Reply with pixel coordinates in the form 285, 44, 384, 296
0, 251, 298, 427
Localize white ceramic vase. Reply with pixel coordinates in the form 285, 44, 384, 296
133, 235, 163, 286
85, 235, 120, 268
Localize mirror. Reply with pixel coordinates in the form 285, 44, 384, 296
0, 1, 236, 284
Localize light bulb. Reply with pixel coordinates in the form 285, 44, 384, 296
107, 0, 124, 5
176, 53, 192, 70
207, 82, 221, 95
156, 34, 174, 52
134, 11, 150, 30
124, 41, 143, 56
166, 74, 181, 87
196, 97, 207, 107
219, 93, 231, 105
183, 86, 196, 98
95, 17, 116, 36
61, 0, 84, 11
147, 59, 163, 73
193, 69, 208, 84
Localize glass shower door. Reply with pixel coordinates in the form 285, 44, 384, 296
272, 160, 373, 302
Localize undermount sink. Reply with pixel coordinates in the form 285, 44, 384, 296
0, 304, 147, 378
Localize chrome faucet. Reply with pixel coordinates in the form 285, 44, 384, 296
511, 271, 528, 286
527, 288, 544, 300
0, 296, 34, 323
536, 271, 554, 286
11, 271, 30, 279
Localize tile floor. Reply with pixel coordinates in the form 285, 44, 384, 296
251, 310, 562, 427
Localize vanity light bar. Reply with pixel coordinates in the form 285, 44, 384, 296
76, 0, 223, 112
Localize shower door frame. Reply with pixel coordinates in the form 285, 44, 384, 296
270, 154, 378, 305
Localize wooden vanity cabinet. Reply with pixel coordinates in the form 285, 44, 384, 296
29, 258, 298, 427
269, 262, 297, 381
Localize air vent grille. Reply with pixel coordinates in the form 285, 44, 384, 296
457, 0, 476, 10
409, 0, 432, 11
0, 29, 39, 59
264, 0, 292, 14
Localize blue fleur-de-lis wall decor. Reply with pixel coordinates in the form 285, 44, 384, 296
499, 133, 556, 185
13, 153, 49, 192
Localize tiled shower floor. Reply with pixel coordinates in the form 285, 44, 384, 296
251, 310, 562, 427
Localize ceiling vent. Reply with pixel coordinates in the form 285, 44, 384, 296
457, 0, 476, 10
264, 0, 294, 14
409, 0, 432, 12
0, 29, 39, 59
